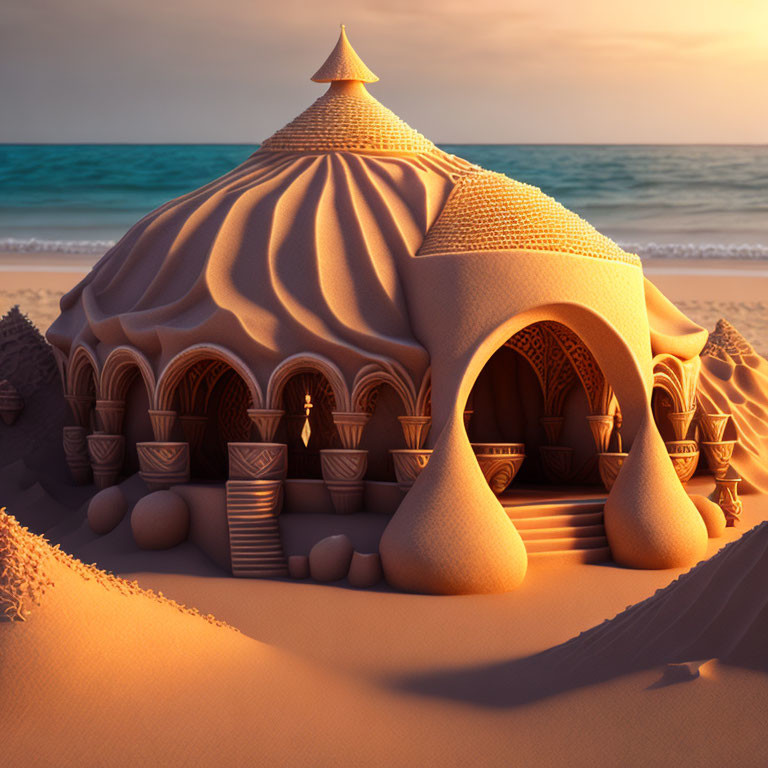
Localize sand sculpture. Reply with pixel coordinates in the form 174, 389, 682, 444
46, 27, 759, 593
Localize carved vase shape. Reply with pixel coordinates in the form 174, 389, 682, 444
701, 440, 736, 478
698, 412, 730, 443
0, 381, 24, 426
664, 440, 699, 485
390, 449, 433, 493
332, 412, 372, 449
667, 409, 696, 441
540, 445, 574, 483
586, 414, 614, 453
320, 449, 368, 514
247, 409, 284, 442
62, 425, 91, 484
397, 416, 432, 450
86, 433, 125, 490
137, 442, 190, 491
228, 442, 287, 481
709, 470, 742, 526
598, 452, 628, 492
148, 409, 178, 442
471, 443, 525, 495
539, 416, 565, 446
95, 399, 125, 434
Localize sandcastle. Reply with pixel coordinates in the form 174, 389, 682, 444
46, 27, 754, 594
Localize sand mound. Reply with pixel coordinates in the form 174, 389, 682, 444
697, 319, 768, 493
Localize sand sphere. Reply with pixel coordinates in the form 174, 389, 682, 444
87, 486, 127, 535
130, 491, 190, 550
347, 552, 383, 588
309, 535, 354, 582
690, 494, 727, 538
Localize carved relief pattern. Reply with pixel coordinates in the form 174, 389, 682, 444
228, 443, 288, 481
391, 449, 432, 491
137, 442, 190, 490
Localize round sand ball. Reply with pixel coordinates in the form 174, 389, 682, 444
309, 534, 354, 582
288, 554, 310, 580
87, 486, 128, 535
690, 494, 726, 539
347, 551, 383, 589
130, 491, 190, 550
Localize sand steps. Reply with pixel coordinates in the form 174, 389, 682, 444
501, 497, 611, 563
226, 480, 288, 578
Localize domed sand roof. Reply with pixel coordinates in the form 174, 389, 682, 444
48, 26, 640, 390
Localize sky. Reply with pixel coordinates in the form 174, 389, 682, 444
1, 0, 767, 143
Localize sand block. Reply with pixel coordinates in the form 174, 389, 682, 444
131, 490, 190, 550
87, 486, 127, 535
309, 534, 353, 582
347, 551, 382, 588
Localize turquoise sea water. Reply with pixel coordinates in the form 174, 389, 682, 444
0, 144, 767, 258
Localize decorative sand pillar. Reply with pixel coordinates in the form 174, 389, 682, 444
667, 408, 696, 441
65, 394, 94, 429
586, 414, 614, 453
320, 449, 368, 514
539, 415, 564, 446
225, 442, 288, 577
86, 433, 125, 489
397, 415, 431, 450
710, 466, 743, 527
331, 411, 371, 449
471, 443, 526, 495
148, 409, 178, 442
62, 426, 92, 484
390, 449, 432, 493
95, 399, 125, 435
247, 408, 284, 442
136, 441, 190, 491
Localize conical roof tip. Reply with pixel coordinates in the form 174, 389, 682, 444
311, 25, 379, 84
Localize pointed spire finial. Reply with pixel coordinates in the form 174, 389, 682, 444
311, 26, 379, 84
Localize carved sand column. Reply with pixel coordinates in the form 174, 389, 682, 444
701, 439, 736, 478
667, 409, 696, 441
136, 441, 190, 491
247, 408, 284, 442
390, 449, 432, 493
320, 449, 368, 514
65, 394, 94, 429
586, 414, 614, 453
86, 433, 125, 489
397, 415, 431, 450
95, 399, 125, 434
331, 411, 371, 449
148, 409, 178, 441
62, 426, 92, 484
709, 466, 743, 527
471, 443, 526, 495
698, 411, 730, 443
227, 442, 288, 482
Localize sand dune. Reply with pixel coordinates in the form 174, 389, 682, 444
697, 319, 768, 493
400, 520, 768, 710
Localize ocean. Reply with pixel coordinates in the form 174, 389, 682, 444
1, 144, 767, 259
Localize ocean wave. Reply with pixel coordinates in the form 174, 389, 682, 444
0, 238, 115, 254
2, 237, 768, 261
620, 242, 768, 260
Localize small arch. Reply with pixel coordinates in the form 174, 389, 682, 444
100, 346, 156, 404
66, 344, 100, 398
652, 354, 698, 414
266, 353, 350, 412
154, 344, 263, 411
351, 363, 416, 416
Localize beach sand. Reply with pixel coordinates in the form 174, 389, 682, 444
3, 253, 767, 355
2, 252, 768, 766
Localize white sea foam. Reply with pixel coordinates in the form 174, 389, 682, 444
2, 237, 768, 261
620, 242, 768, 260
0, 238, 115, 255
